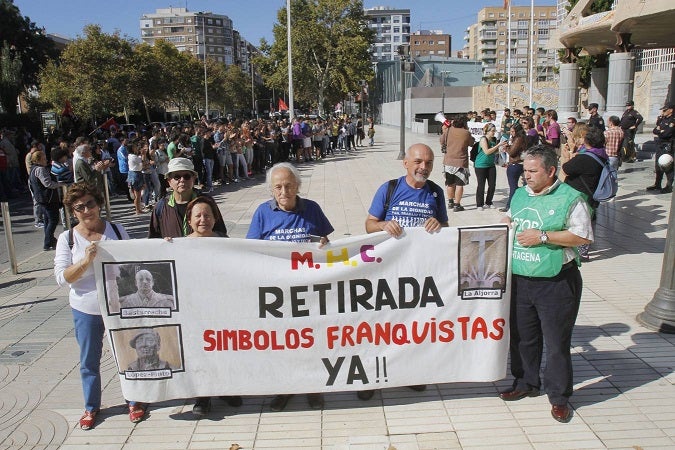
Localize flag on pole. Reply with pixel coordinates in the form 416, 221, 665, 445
61, 100, 74, 118
504, 0, 509, 9
99, 117, 119, 130
278, 98, 289, 111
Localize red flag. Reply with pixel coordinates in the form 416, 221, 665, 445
61, 100, 74, 118
99, 117, 119, 130
278, 98, 289, 111
503, 0, 509, 9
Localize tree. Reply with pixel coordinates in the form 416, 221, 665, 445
0, 0, 57, 115
221, 64, 252, 114
261, 0, 374, 115
38, 25, 136, 123
0, 43, 22, 114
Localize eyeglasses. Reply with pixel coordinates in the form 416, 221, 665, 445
72, 199, 98, 213
171, 173, 193, 181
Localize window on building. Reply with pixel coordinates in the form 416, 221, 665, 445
429, 50, 435, 54
518, 20, 527, 27
429, 40, 434, 45
438, 50, 445, 54
394, 17, 400, 23
393, 35, 400, 42
538, 28, 549, 36
415, 51, 421, 56
488, 13, 494, 17
414, 40, 420, 45
499, 21, 506, 26
499, 59, 505, 65
499, 50, 505, 55
394, 27, 400, 33
207, 18, 213, 25
499, 13, 505, 18
499, 31, 505, 36
538, 19, 548, 27
438, 40, 445, 44
540, 12, 546, 17
499, 41, 505, 46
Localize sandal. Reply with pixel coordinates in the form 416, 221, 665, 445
79, 410, 98, 430
128, 404, 146, 423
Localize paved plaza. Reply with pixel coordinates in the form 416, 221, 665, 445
0, 125, 673, 449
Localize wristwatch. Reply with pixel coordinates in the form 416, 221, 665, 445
540, 230, 549, 244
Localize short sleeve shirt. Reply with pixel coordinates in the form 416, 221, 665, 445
369, 176, 448, 227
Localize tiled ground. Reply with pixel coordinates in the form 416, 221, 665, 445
0, 125, 673, 449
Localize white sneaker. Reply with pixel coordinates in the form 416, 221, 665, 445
477, 206, 484, 211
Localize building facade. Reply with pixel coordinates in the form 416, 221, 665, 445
364, 7, 411, 62
462, 5, 558, 83
140, 7, 235, 66
410, 30, 451, 59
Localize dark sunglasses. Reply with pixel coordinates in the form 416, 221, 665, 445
72, 199, 99, 213
171, 173, 193, 181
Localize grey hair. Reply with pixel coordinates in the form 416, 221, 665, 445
266, 162, 302, 192
74, 144, 90, 158
523, 144, 559, 171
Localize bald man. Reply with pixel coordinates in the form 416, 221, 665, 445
366, 143, 448, 237
119, 270, 174, 309
360, 143, 448, 401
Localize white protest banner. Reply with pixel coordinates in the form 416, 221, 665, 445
95, 226, 511, 403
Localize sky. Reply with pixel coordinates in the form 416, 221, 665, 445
13, 0, 557, 54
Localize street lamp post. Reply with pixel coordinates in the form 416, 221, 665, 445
397, 44, 411, 160
199, 15, 209, 117
440, 70, 451, 113
248, 49, 255, 118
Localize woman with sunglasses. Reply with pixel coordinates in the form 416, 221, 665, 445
53, 183, 146, 429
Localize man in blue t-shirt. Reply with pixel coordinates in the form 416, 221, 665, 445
366, 143, 448, 236
359, 143, 448, 401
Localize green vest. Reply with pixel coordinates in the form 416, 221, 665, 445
510, 182, 582, 277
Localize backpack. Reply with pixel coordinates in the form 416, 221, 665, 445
580, 152, 618, 202
383, 178, 444, 216
469, 141, 480, 162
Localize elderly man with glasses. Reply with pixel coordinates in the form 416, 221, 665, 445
148, 157, 227, 238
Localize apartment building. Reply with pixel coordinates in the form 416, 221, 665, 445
462, 5, 558, 83
364, 7, 411, 62
140, 7, 235, 66
410, 30, 451, 59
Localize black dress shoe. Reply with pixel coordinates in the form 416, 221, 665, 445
270, 394, 292, 412
357, 390, 375, 401
307, 393, 324, 409
661, 186, 673, 194
499, 387, 539, 401
219, 395, 242, 407
551, 404, 572, 423
646, 185, 661, 191
408, 384, 427, 392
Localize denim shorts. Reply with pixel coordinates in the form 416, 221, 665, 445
127, 171, 143, 190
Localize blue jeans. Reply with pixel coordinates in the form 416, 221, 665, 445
203, 158, 214, 188
72, 309, 105, 412
41, 205, 60, 249
505, 164, 524, 209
